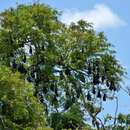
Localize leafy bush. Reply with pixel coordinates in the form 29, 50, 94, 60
0, 66, 45, 129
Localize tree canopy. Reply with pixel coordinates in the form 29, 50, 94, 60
0, 66, 45, 130
0, 3, 125, 130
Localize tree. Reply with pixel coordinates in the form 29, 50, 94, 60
0, 66, 45, 130
0, 3, 124, 130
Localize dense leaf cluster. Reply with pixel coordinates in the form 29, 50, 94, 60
0, 66, 45, 130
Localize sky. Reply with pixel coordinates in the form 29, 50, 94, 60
0, 0, 130, 119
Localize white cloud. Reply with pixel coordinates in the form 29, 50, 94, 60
60, 4, 126, 29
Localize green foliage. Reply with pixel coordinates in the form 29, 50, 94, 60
117, 113, 126, 124
102, 113, 130, 130
49, 104, 85, 130
0, 66, 45, 129
0, 2, 125, 130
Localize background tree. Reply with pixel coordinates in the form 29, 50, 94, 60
0, 66, 45, 130
0, 3, 124, 130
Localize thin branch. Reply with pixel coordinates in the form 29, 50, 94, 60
80, 90, 101, 130
97, 117, 105, 130
113, 97, 118, 126
0, 116, 6, 129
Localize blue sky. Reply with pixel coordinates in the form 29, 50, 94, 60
0, 0, 130, 118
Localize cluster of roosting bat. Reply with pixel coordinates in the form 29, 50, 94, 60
10, 45, 117, 106
86, 59, 117, 102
